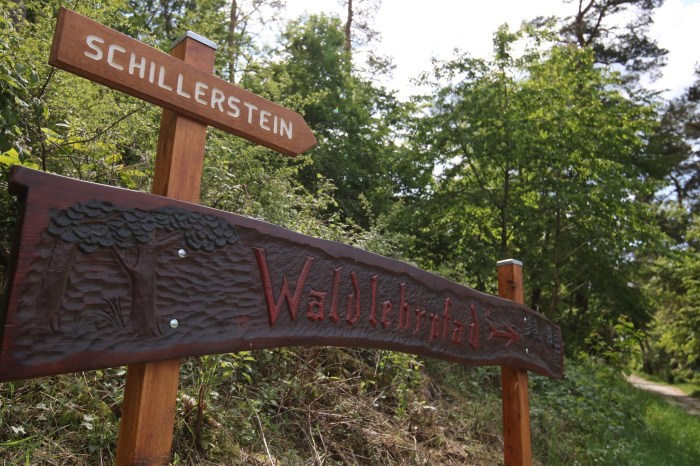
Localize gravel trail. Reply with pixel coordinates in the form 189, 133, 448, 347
627, 374, 700, 416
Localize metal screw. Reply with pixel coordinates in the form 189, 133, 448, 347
170, 319, 179, 329
177, 249, 187, 258
525, 348, 530, 355
524, 317, 528, 322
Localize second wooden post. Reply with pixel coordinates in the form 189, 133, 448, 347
497, 259, 532, 466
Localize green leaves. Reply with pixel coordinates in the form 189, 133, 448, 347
642, 215, 700, 382
406, 27, 661, 350
262, 13, 405, 228
0, 149, 20, 167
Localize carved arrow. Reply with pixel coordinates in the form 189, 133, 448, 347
488, 324, 521, 347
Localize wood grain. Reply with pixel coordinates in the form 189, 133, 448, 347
150, 37, 215, 202
1, 168, 564, 382
115, 359, 181, 465
498, 260, 533, 466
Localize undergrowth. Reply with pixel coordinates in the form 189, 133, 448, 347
530, 358, 700, 465
1, 350, 699, 465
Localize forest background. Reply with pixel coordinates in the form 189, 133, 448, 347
0, 0, 699, 464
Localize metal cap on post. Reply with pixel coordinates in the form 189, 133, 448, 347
170, 31, 218, 52
496, 259, 523, 267
497, 259, 525, 305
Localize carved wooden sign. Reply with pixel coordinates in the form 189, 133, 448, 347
0, 167, 563, 382
49, 8, 316, 156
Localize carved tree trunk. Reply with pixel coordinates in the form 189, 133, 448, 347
41, 239, 77, 331
114, 243, 160, 336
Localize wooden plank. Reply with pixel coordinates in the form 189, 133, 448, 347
48, 8, 316, 156
114, 33, 216, 466
498, 259, 533, 466
0, 168, 564, 382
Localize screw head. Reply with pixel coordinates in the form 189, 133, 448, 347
177, 249, 187, 258
170, 319, 179, 329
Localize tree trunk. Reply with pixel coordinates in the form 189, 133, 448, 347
530, 287, 542, 312
551, 207, 562, 316
345, 0, 353, 55
228, 0, 238, 82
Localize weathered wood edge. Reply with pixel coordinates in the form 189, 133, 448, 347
0, 175, 29, 355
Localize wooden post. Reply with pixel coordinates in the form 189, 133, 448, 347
497, 259, 532, 466
115, 32, 217, 466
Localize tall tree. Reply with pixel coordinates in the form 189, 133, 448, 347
264, 14, 402, 228
667, 67, 700, 212
559, 0, 668, 78
642, 215, 700, 381
126, 0, 198, 42
407, 26, 661, 350
344, 0, 353, 54
223, 0, 284, 83
640, 67, 700, 380
340, 0, 382, 56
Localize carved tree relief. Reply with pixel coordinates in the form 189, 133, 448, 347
41, 200, 239, 336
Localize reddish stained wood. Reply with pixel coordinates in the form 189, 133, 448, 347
1, 168, 564, 382
498, 260, 524, 304
49, 8, 316, 156
115, 360, 181, 465
498, 259, 533, 466
151, 37, 215, 201
115, 33, 215, 466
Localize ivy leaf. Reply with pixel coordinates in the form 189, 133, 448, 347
0, 148, 20, 166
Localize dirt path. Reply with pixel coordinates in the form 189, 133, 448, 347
627, 374, 700, 416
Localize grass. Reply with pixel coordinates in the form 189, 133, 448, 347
531, 361, 700, 466
634, 392, 700, 464
674, 382, 700, 398
1, 351, 698, 465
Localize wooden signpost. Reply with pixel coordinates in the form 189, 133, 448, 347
49, 8, 316, 156
0, 8, 563, 465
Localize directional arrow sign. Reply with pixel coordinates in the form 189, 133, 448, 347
49, 8, 317, 156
